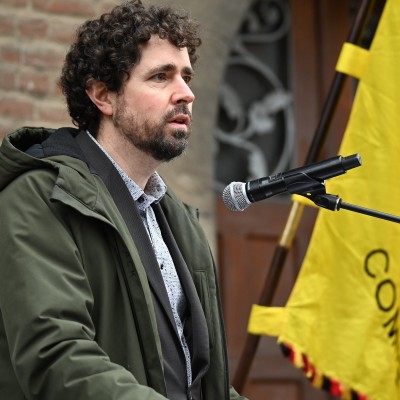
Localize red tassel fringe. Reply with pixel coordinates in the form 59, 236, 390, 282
280, 342, 368, 400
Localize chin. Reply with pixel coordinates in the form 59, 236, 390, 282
170, 127, 190, 140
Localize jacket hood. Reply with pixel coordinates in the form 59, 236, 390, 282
0, 127, 86, 192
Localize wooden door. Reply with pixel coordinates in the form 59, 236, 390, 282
216, 0, 356, 399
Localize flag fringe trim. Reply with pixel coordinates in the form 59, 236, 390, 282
280, 342, 368, 400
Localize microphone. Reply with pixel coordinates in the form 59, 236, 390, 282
222, 154, 362, 211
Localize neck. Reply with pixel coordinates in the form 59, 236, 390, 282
95, 126, 160, 190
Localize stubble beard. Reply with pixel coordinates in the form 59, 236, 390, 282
113, 98, 192, 162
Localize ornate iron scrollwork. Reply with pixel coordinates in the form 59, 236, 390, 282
215, 0, 295, 193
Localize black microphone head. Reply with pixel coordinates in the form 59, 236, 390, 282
222, 182, 251, 211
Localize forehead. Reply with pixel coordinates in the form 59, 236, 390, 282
136, 36, 192, 71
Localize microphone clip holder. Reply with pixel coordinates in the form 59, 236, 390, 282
297, 182, 400, 224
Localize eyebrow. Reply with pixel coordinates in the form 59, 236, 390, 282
147, 63, 195, 77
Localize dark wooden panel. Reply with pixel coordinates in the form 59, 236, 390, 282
217, 199, 326, 400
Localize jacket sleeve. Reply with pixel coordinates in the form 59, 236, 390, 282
0, 170, 167, 400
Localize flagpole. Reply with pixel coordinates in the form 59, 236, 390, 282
232, 0, 378, 393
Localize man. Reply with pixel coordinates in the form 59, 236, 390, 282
0, 1, 246, 399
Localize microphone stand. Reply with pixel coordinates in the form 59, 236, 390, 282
287, 174, 400, 223
306, 191, 400, 224
294, 175, 400, 223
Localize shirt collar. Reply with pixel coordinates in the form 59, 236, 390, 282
86, 131, 167, 211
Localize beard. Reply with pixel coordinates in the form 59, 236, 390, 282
113, 98, 192, 162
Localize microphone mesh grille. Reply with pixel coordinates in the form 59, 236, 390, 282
222, 182, 250, 211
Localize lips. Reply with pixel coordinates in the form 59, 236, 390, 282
168, 113, 190, 126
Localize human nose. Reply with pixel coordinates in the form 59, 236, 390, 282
172, 77, 195, 104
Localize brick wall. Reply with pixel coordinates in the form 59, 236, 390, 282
0, 0, 116, 140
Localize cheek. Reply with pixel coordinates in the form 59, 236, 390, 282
134, 96, 166, 115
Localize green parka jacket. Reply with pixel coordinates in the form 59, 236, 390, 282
0, 127, 245, 400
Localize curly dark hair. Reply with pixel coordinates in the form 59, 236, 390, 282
59, 0, 201, 134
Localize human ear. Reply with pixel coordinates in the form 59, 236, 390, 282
85, 79, 115, 116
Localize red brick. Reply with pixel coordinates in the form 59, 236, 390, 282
20, 70, 52, 95
24, 46, 65, 70
18, 18, 49, 39
0, 69, 17, 90
100, 2, 116, 13
54, 81, 63, 97
0, 15, 15, 36
0, 96, 34, 118
3, 47, 60, 71
37, 103, 70, 123
0, 0, 28, 7
0, 121, 15, 141
33, 0, 95, 17
0, 45, 21, 64
49, 19, 81, 44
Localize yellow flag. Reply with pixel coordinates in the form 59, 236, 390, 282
248, 0, 400, 399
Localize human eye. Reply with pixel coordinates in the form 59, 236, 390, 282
182, 74, 193, 85
152, 72, 167, 82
